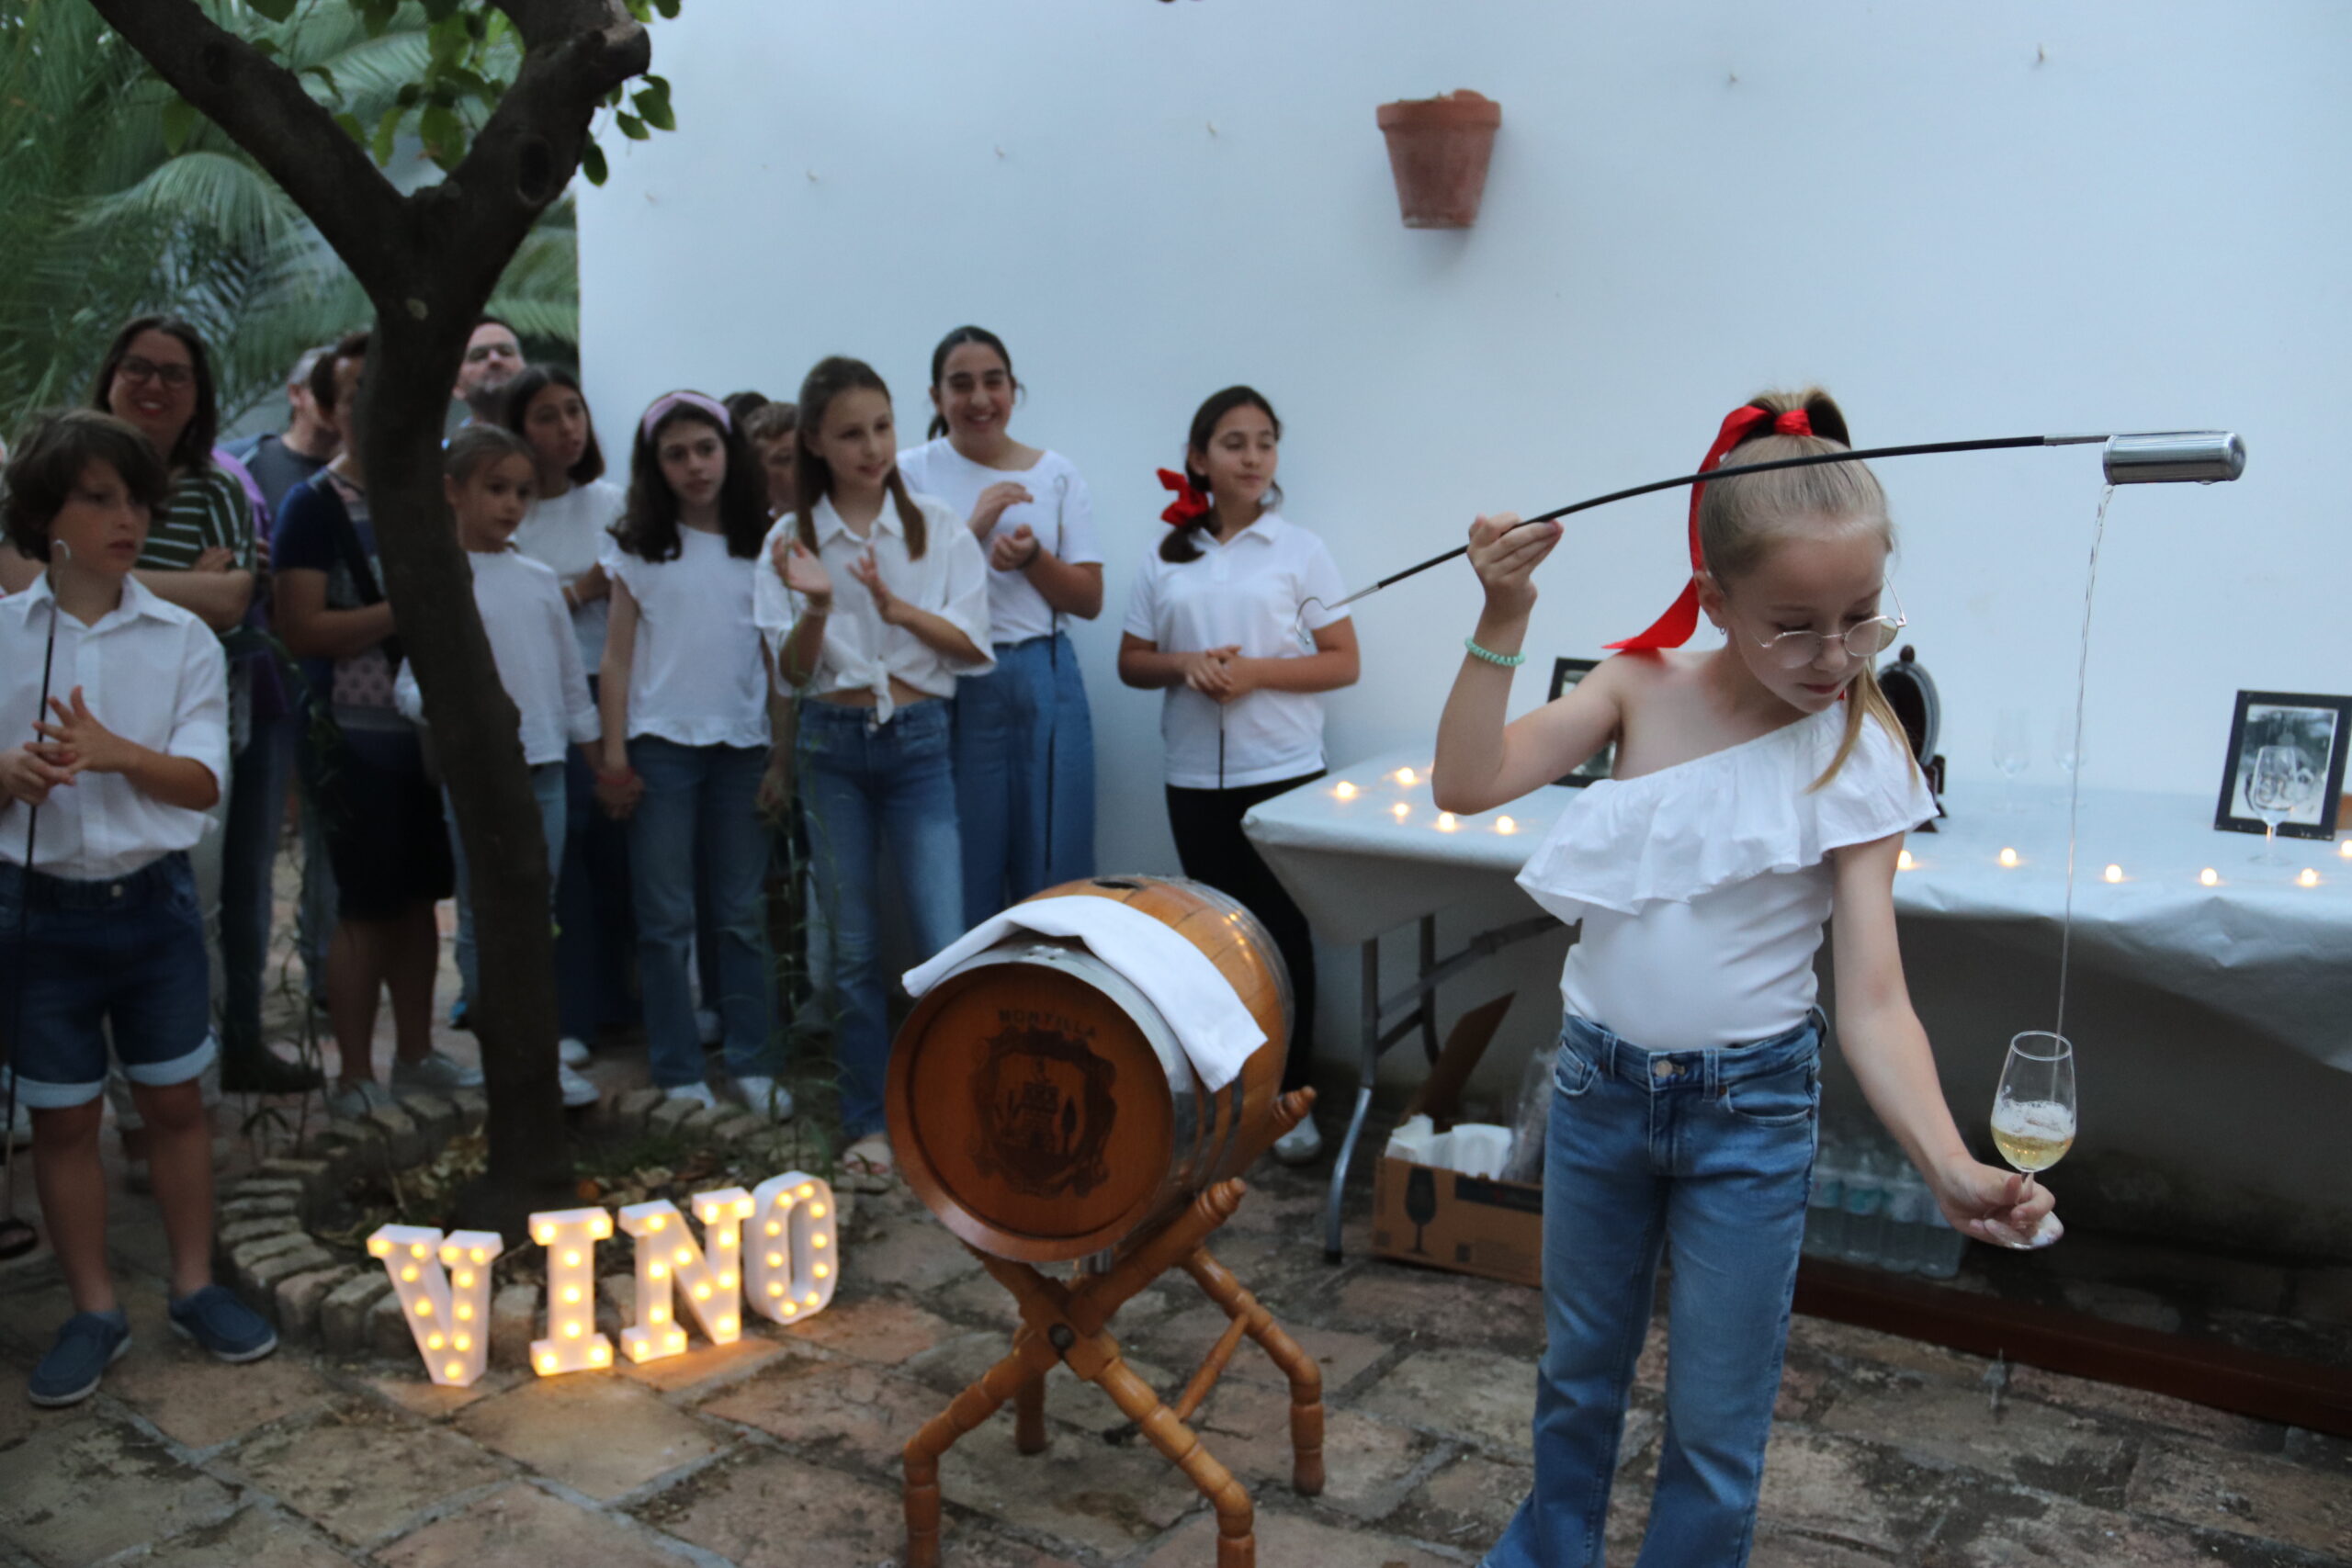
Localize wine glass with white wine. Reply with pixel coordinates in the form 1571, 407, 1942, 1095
2245, 744, 2317, 865
1991, 1032, 2075, 1247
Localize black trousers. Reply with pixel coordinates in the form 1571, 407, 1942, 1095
1164, 770, 1323, 1092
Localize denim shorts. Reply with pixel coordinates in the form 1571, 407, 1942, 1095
0, 853, 217, 1109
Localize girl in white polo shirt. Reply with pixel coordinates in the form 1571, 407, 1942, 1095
597, 392, 787, 1121
759, 355, 991, 1183
898, 325, 1102, 926
1117, 386, 1359, 1163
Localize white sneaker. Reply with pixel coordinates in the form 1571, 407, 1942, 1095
559, 1037, 592, 1067
390, 1051, 484, 1094
1272, 1118, 1324, 1167
695, 1009, 723, 1047
662, 1082, 719, 1111
733, 1075, 795, 1123
557, 1064, 601, 1109
325, 1079, 396, 1120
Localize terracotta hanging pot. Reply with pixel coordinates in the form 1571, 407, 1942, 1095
1376, 90, 1501, 230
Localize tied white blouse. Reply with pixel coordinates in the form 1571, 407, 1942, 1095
894, 440, 1102, 646
600, 528, 771, 750
0, 576, 228, 881
1515, 704, 1936, 1052
754, 492, 994, 722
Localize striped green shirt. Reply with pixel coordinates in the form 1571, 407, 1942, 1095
136, 463, 256, 576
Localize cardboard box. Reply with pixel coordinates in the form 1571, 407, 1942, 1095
1366, 993, 1544, 1288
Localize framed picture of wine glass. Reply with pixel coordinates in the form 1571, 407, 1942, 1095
2212, 690, 2351, 840
1548, 658, 1615, 788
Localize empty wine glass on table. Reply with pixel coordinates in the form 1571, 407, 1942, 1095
2245, 744, 2318, 864
1992, 708, 2032, 814
2051, 713, 2081, 780
1991, 1031, 2075, 1247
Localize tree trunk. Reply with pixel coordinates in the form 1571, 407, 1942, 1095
360, 314, 576, 1239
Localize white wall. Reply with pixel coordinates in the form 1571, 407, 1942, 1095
580, 2, 2352, 1180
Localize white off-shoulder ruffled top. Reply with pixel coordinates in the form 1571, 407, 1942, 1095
1516, 703, 1936, 1052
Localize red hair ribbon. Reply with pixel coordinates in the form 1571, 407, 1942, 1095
1605, 404, 1814, 650
1157, 468, 1210, 527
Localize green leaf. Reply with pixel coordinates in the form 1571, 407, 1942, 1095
371, 105, 403, 165
300, 62, 339, 98
655, 0, 681, 17
616, 112, 648, 141
334, 111, 367, 144
630, 87, 674, 133
419, 103, 465, 167
246, 0, 300, 20
581, 140, 609, 186
161, 96, 201, 156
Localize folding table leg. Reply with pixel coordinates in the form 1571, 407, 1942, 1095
1324, 934, 1383, 1260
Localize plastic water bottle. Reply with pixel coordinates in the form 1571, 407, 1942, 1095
1916, 1200, 1966, 1280
1839, 1150, 1887, 1267
1881, 1168, 1926, 1274
1804, 1149, 1847, 1258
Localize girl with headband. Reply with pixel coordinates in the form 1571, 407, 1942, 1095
596, 391, 789, 1122
1433, 389, 2059, 1566
758, 356, 990, 1186
1116, 385, 1358, 1166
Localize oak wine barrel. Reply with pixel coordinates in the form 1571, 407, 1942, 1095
886, 875, 1294, 1263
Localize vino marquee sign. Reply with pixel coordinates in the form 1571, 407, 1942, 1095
367, 1169, 841, 1387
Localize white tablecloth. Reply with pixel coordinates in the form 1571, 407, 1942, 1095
1244, 748, 2352, 1071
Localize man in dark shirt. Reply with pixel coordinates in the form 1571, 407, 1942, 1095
227, 346, 338, 519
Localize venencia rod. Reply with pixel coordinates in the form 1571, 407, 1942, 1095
1319, 430, 2246, 615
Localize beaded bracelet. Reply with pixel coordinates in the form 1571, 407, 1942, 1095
1463, 637, 1527, 668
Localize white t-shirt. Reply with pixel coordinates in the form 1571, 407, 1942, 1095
394, 549, 597, 768
1120, 513, 1349, 790
512, 478, 626, 672
1516, 703, 1937, 1051
754, 491, 994, 723
895, 439, 1102, 646
0, 576, 228, 880
601, 527, 771, 750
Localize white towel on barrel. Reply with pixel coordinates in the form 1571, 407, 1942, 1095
900, 896, 1265, 1091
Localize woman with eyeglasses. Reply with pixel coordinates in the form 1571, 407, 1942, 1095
1433, 389, 2059, 1568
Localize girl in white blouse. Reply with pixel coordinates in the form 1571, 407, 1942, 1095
1117, 386, 1359, 1165
899, 325, 1102, 926
759, 356, 990, 1182
1433, 389, 2059, 1568
597, 392, 787, 1122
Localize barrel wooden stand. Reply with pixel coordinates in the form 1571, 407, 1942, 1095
902, 1104, 1326, 1568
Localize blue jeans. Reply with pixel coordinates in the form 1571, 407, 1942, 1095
797, 699, 963, 1137
627, 739, 775, 1089
447, 762, 569, 1014
0, 854, 216, 1107
1483, 1012, 1820, 1568
952, 631, 1095, 927
557, 737, 638, 1039
218, 715, 293, 1061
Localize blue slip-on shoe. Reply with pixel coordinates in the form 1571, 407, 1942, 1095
167, 1285, 278, 1363
28, 1311, 130, 1407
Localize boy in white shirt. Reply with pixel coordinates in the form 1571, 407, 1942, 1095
394, 425, 602, 1107
0, 412, 277, 1406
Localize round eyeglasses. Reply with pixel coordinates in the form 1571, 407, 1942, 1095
1736, 586, 1907, 671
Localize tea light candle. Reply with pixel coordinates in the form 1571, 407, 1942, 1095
2338, 839, 2351, 860
2102, 864, 2123, 884
1435, 812, 1458, 832
2298, 868, 2321, 888
1997, 848, 2019, 869
2199, 867, 2220, 887
1494, 816, 1518, 836
1395, 767, 1418, 786
1895, 850, 1916, 872
1333, 781, 1358, 801
1391, 802, 1410, 821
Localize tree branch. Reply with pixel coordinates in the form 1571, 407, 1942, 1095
82, 0, 411, 297
491, 0, 640, 52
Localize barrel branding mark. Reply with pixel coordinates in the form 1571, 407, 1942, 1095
969, 1025, 1118, 1200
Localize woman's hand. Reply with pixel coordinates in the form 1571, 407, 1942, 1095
594, 765, 643, 820
1466, 512, 1561, 620
969, 481, 1032, 536
848, 549, 902, 626
1210, 656, 1261, 704
988, 525, 1043, 573
757, 752, 794, 818
33, 688, 133, 779
0, 742, 74, 807
1934, 1160, 2062, 1250
771, 535, 833, 609
1182, 646, 1241, 700
191, 546, 237, 574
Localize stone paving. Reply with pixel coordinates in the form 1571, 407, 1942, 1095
4, 1145, 2349, 1568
